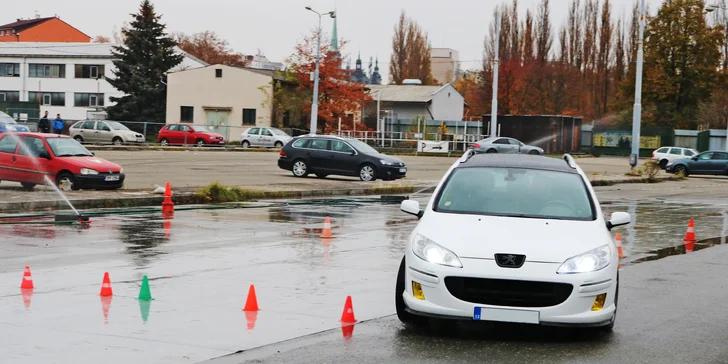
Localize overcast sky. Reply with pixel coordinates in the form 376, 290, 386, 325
13, 0, 663, 82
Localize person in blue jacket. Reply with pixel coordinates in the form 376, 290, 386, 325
53, 114, 64, 134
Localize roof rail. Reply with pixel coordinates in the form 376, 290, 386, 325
563, 154, 577, 169
459, 148, 476, 163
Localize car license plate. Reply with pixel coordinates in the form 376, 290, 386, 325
399, 168, 407, 173
473, 307, 539, 324
105, 175, 120, 182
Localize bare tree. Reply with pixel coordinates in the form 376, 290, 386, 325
597, 0, 613, 115
389, 11, 409, 84
523, 10, 535, 61
536, 0, 553, 64
389, 10, 433, 84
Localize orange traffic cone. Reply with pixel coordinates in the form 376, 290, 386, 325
341, 322, 355, 340
683, 219, 697, 243
20, 266, 33, 289
162, 182, 174, 214
100, 272, 113, 297
615, 233, 625, 259
243, 284, 259, 311
340, 295, 357, 323
320, 217, 334, 238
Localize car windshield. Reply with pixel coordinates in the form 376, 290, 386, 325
435, 167, 595, 220
270, 128, 288, 136
191, 125, 210, 132
107, 121, 130, 131
47, 138, 93, 157
346, 138, 379, 155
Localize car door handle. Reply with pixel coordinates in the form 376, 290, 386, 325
305, 152, 311, 156
12, 156, 16, 162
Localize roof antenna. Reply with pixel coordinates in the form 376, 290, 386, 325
35, 11, 41, 19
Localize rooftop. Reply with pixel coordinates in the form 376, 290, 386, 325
459, 153, 578, 174
0, 17, 55, 31
0, 42, 116, 57
367, 84, 451, 103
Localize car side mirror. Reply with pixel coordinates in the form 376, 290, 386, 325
91, 152, 95, 156
401, 200, 423, 219
606, 212, 631, 231
350, 150, 356, 156
39, 151, 51, 160
692, 156, 698, 161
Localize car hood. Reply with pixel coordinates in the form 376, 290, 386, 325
415, 212, 609, 263
57, 156, 122, 172
378, 154, 406, 165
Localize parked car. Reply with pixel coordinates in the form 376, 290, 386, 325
240, 127, 292, 148
471, 137, 544, 155
395, 151, 631, 332
69, 120, 145, 145
651, 146, 698, 169
0, 111, 30, 133
158, 124, 226, 146
0, 132, 125, 191
666, 151, 728, 177
278, 135, 407, 181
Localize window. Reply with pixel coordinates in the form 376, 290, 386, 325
29, 64, 66, 78
243, 108, 257, 125
656, 147, 669, 153
179, 125, 191, 132
262, 129, 273, 137
215, 69, 223, 78
0, 63, 20, 77
0, 136, 18, 153
712, 152, 728, 160
166, 125, 179, 131
74, 65, 105, 79
669, 148, 682, 155
46, 138, 93, 157
698, 152, 713, 160
80, 121, 96, 129
247, 128, 261, 135
28, 92, 65, 106
435, 167, 595, 221
684, 150, 695, 156
309, 139, 329, 150
0, 91, 20, 102
180, 106, 194, 123
493, 138, 510, 145
331, 140, 354, 153
508, 139, 523, 145
190, 125, 210, 132
74, 93, 105, 107
292, 138, 309, 148
17, 136, 48, 157
96, 122, 111, 131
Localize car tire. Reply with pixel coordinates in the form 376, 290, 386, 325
242, 140, 251, 148
21, 182, 36, 191
674, 165, 689, 177
160, 138, 170, 147
292, 159, 309, 178
396, 256, 428, 328
274, 141, 284, 148
55, 172, 77, 191
528, 150, 540, 155
315, 173, 328, 179
486, 148, 497, 153
359, 164, 377, 182
659, 159, 668, 169
73, 135, 84, 143
195, 139, 205, 147
112, 137, 123, 146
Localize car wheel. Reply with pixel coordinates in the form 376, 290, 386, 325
160, 138, 170, 147
55, 172, 77, 191
359, 164, 377, 182
242, 140, 251, 148
292, 160, 309, 177
195, 139, 205, 147
674, 165, 688, 177
21, 182, 36, 191
659, 159, 668, 169
396, 256, 429, 327
528, 150, 540, 155
112, 137, 123, 146
486, 148, 497, 153
73, 135, 84, 143
315, 173, 328, 179
274, 141, 284, 148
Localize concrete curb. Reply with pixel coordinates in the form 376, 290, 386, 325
590, 175, 683, 187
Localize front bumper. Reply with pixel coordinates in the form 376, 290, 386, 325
380, 165, 407, 179
73, 173, 125, 190
402, 255, 617, 327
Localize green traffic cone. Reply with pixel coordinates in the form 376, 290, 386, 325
138, 275, 153, 301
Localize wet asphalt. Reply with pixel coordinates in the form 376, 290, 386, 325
1, 184, 728, 364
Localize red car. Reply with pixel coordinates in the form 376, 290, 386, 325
0, 133, 125, 191
158, 124, 226, 146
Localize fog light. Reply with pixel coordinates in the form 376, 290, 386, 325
591, 293, 607, 311
412, 281, 425, 300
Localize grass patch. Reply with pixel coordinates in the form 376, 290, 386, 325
196, 182, 265, 203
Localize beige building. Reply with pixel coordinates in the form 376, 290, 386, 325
165, 65, 277, 141
430, 48, 460, 85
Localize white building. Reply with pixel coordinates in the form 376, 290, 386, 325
367, 84, 465, 122
0, 42, 206, 121
243, 51, 283, 71
430, 48, 460, 85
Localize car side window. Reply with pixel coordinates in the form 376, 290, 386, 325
262, 129, 273, 137
684, 150, 695, 156
292, 138, 309, 148
656, 147, 669, 153
82, 121, 95, 129
0, 136, 18, 154
17, 136, 48, 157
494, 139, 510, 145
669, 148, 682, 155
712, 152, 728, 160
698, 152, 713, 160
331, 140, 354, 153
248, 128, 260, 135
96, 122, 111, 131
179, 125, 189, 132
166, 125, 178, 131
309, 139, 329, 150
508, 139, 522, 145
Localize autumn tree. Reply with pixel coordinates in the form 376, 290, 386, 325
175, 31, 248, 67
389, 10, 434, 85
92, 35, 111, 43
287, 31, 371, 133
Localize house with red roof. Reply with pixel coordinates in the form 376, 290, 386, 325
0, 16, 90, 43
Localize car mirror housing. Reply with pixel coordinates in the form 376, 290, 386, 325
350, 150, 356, 156
39, 151, 51, 160
401, 200, 423, 219
692, 156, 699, 161
606, 212, 631, 231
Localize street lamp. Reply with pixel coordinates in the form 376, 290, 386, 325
630, 0, 646, 171
305, 6, 336, 135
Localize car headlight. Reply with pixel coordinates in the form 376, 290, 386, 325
412, 234, 462, 268
380, 159, 394, 166
557, 245, 611, 274
80, 168, 99, 175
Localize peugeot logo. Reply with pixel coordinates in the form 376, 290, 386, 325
495, 253, 526, 268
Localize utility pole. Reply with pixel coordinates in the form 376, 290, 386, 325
305, 7, 335, 135
630, 0, 646, 170
490, 9, 501, 138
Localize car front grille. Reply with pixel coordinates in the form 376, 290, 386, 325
444, 277, 573, 308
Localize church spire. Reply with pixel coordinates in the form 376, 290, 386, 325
330, 9, 339, 52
